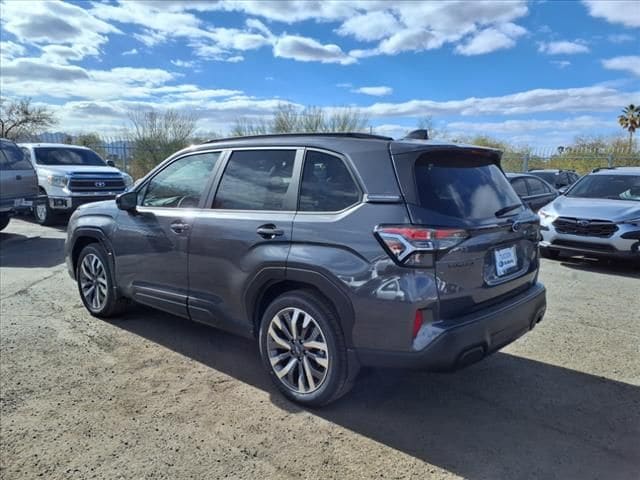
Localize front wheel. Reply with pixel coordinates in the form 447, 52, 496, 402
76, 244, 128, 318
34, 192, 58, 226
259, 290, 353, 407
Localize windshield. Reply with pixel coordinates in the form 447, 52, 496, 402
34, 147, 106, 166
414, 154, 523, 222
567, 174, 640, 201
529, 171, 557, 183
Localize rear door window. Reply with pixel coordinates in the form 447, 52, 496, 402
299, 150, 360, 212
0, 142, 33, 171
213, 150, 296, 211
511, 178, 528, 196
414, 153, 522, 221
525, 177, 549, 195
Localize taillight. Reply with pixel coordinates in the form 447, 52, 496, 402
413, 310, 424, 339
375, 225, 468, 266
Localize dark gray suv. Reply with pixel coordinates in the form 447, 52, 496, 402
65, 133, 546, 406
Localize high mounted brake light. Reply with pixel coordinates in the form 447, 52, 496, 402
374, 225, 468, 266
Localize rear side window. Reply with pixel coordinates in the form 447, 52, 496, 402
0, 142, 32, 170
299, 151, 360, 212
214, 150, 295, 210
525, 177, 549, 195
511, 178, 528, 196
414, 153, 522, 221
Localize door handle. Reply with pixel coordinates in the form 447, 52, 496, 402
170, 221, 190, 234
15, 175, 22, 180
256, 224, 284, 239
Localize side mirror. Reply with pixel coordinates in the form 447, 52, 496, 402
116, 191, 137, 211
106, 159, 115, 167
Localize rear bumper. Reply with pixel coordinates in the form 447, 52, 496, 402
356, 282, 546, 370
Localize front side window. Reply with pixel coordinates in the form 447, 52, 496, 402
142, 152, 220, 208
511, 178, 528, 196
34, 147, 106, 166
299, 151, 360, 212
213, 150, 295, 210
0, 142, 32, 170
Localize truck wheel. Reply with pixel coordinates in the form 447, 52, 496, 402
34, 191, 58, 226
0, 213, 10, 231
259, 290, 354, 407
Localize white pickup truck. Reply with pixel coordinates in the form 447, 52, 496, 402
20, 143, 133, 225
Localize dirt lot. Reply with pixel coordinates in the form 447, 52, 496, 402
1, 218, 639, 480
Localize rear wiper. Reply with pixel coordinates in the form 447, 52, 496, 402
495, 204, 523, 217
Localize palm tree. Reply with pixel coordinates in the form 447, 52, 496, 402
618, 104, 640, 152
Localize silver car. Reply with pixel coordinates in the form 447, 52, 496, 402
538, 167, 640, 262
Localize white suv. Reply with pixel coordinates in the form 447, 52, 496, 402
20, 143, 133, 225
539, 167, 640, 262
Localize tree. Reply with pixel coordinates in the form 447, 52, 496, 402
127, 108, 198, 177
75, 133, 108, 158
0, 97, 56, 140
618, 104, 640, 152
231, 104, 368, 136
415, 116, 448, 139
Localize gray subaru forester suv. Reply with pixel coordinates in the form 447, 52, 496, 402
65, 133, 546, 406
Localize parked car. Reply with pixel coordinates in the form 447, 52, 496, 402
506, 173, 559, 211
20, 143, 133, 225
0, 138, 38, 231
528, 169, 580, 193
538, 167, 640, 261
65, 133, 546, 406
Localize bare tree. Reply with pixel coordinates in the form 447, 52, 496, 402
231, 104, 368, 136
0, 97, 57, 140
127, 108, 198, 177
416, 115, 447, 139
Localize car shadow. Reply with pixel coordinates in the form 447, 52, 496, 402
557, 256, 640, 279
109, 307, 640, 480
0, 235, 65, 268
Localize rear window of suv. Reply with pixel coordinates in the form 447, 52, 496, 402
414, 153, 522, 221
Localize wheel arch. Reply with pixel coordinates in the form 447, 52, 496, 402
70, 228, 114, 279
247, 267, 356, 347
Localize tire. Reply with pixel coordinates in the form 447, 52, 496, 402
76, 244, 128, 318
0, 213, 10, 231
541, 247, 560, 260
258, 290, 352, 407
34, 191, 58, 226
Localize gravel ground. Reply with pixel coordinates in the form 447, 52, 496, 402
1, 218, 639, 480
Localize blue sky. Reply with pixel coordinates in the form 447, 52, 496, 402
1, 0, 639, 148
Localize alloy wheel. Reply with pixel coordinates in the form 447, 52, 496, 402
79, 253, 108, 311
266, 307, 330, 394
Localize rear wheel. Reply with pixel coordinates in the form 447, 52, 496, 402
0, 213, 10, 231
259, 290, 352, 407
76, 244, 128, 318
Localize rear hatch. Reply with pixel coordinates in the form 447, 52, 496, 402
390, 144, 540, 319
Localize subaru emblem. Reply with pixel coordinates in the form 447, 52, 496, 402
577, 219, 590, 227
95, 181, 106, 187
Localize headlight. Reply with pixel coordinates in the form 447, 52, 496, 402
538, 209, 558, 225
47, 174, 68, 188
122, 173, 134, 188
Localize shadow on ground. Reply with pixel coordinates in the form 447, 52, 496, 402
0, 235, 65, 268
109, 307, 640, 480
556, 255, 640, 279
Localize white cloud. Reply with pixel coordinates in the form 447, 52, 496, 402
336, 11, 401, 42
1, 0, 120, 60
353, 86, 393, 97
0, 41, 26, 61
551, 60, 572, 69
582, 0, 640, 27
455, 23, 526, 56
602, 56, 640, 77
608, 33, 635, 43
171, 59, 196, 68
538, 40, 589, 55
273, 35, 355, 65
122, 48, 138, 56
446, 116, 612, 134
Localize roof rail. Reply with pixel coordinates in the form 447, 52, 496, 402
203, 132, 393, 144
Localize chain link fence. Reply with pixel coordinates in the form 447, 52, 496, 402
32, 133, 640, 176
